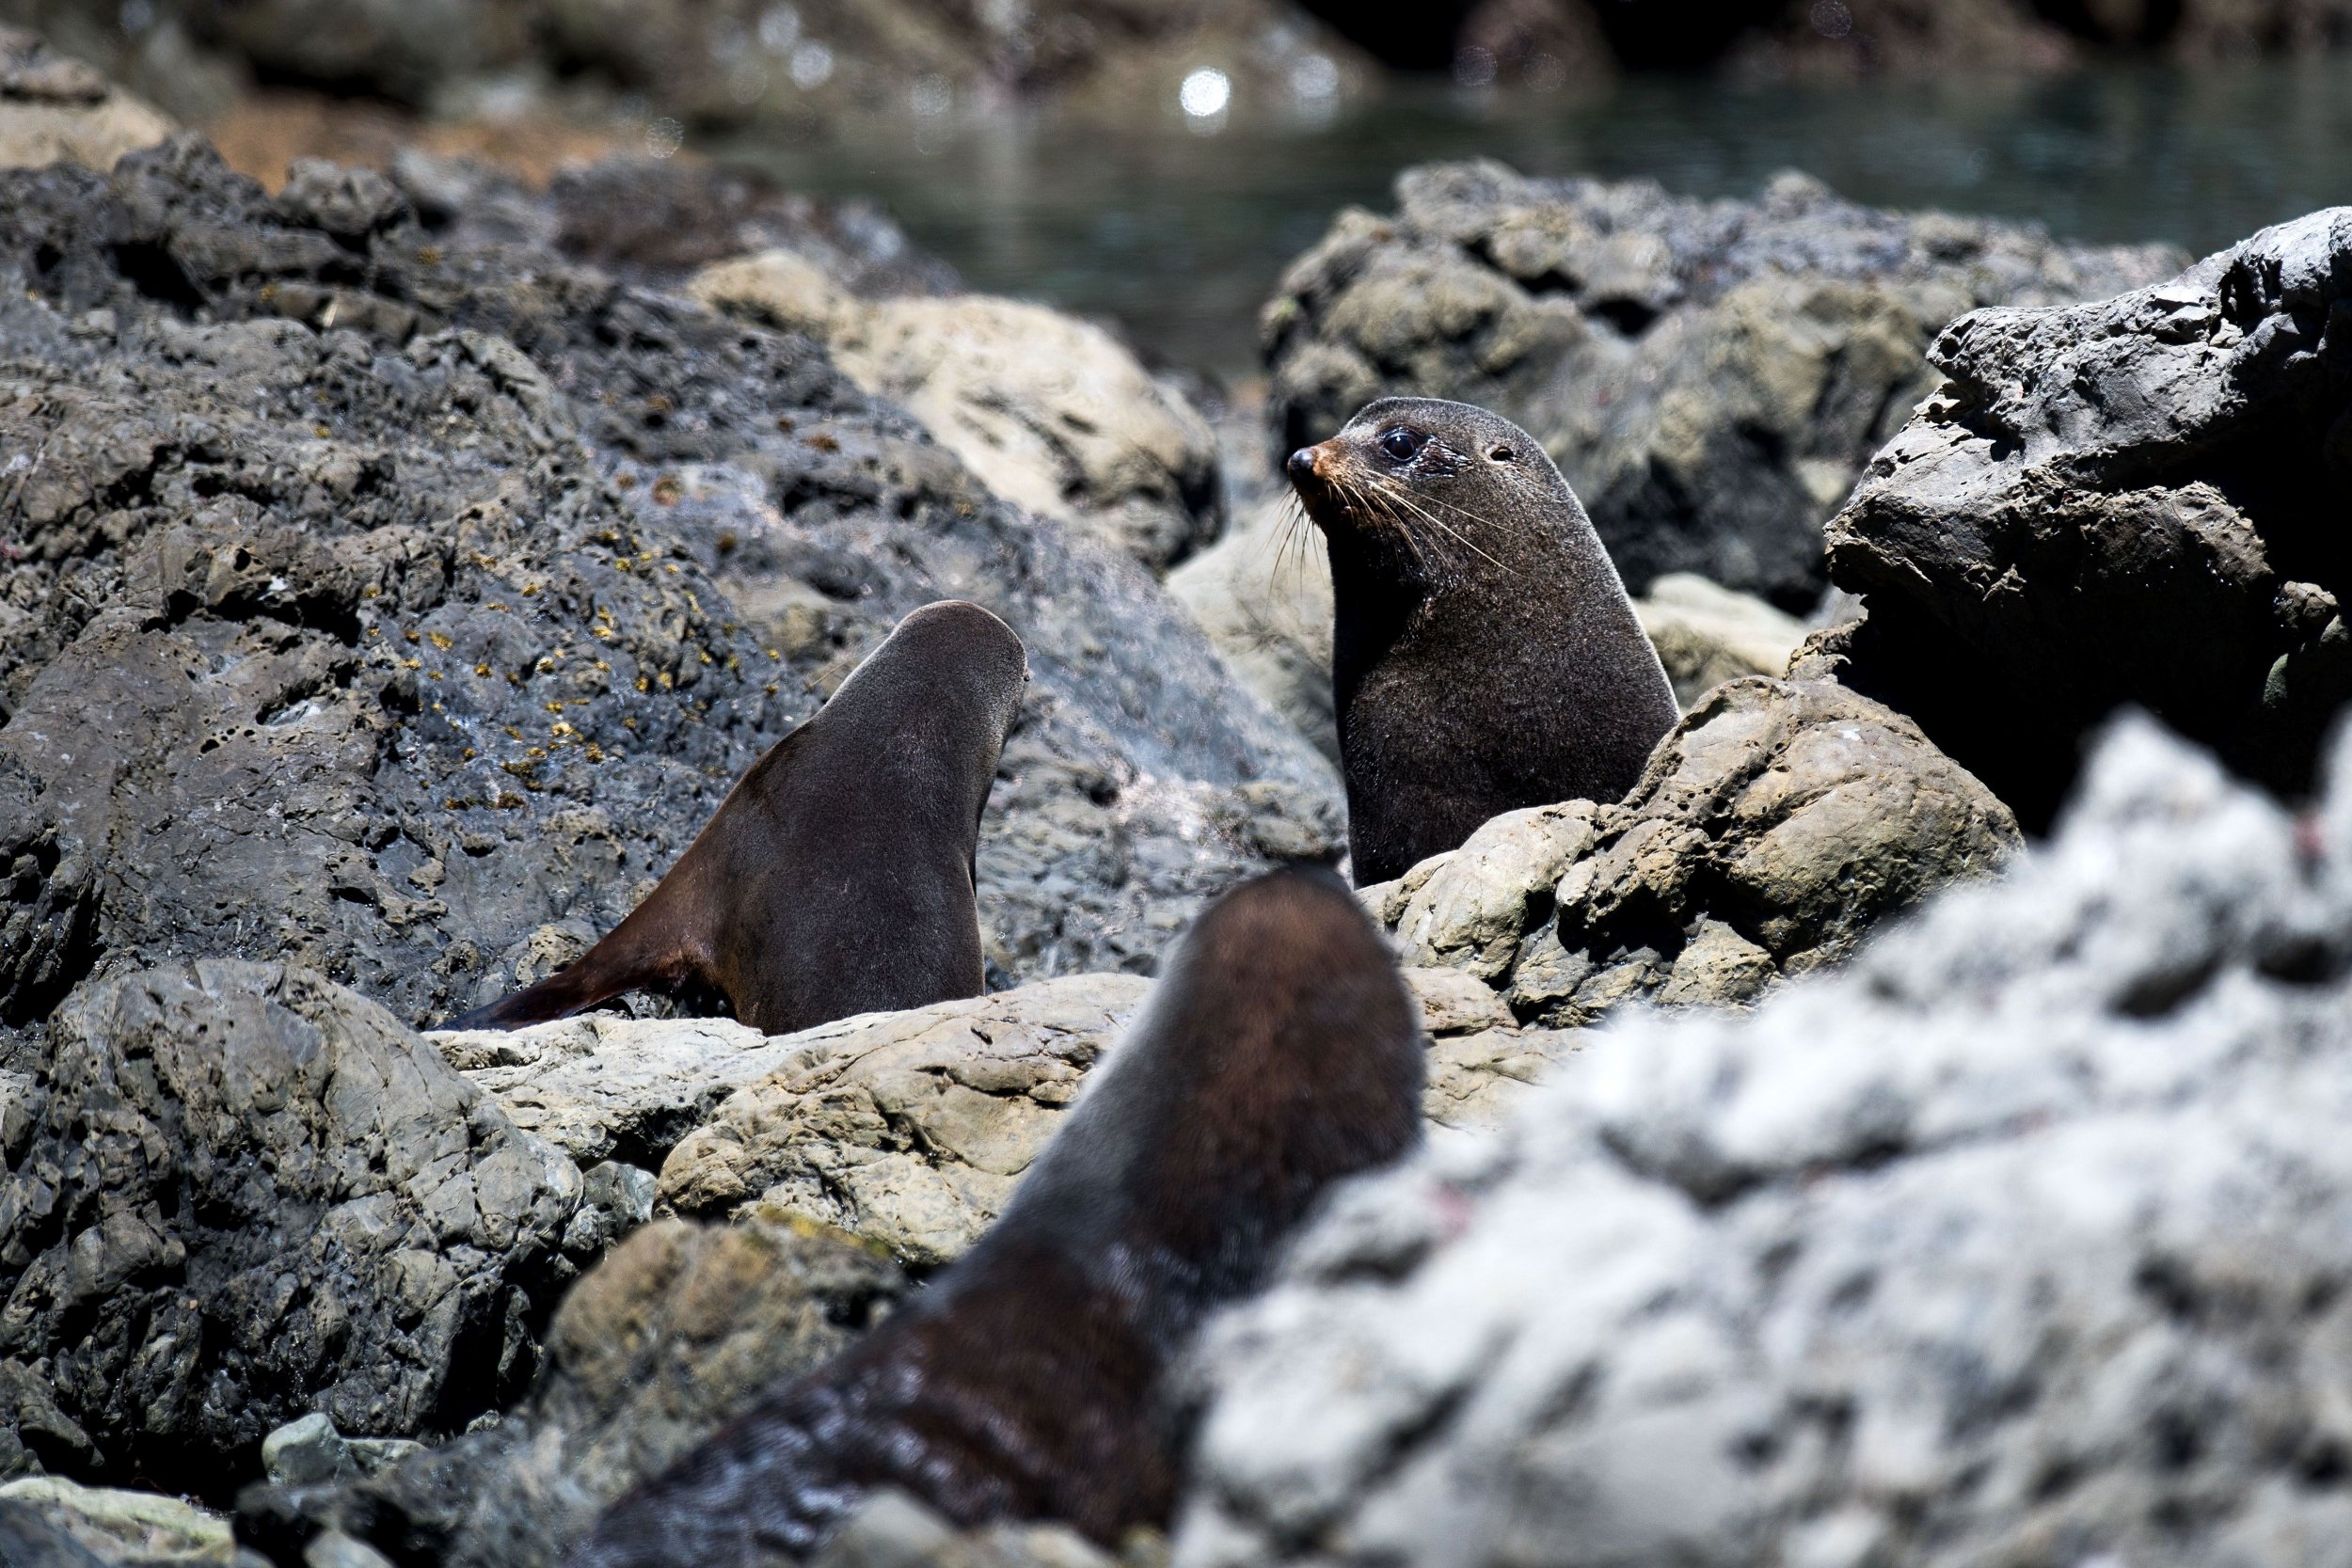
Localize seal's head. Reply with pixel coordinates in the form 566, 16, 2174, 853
1286, 396, 1565, 586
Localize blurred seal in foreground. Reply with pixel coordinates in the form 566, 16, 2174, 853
565, 863, 1426, 1567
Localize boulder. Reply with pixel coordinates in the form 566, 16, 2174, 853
0, 960, 580, 1494
0, 1475, 233, 1563
1809, 206, 2352, 828
1263, 160, 2184, 610
236, 1210, 904, 1568
1632, 573, 1810, 709
1364, 678, 2020, 1026
1178, 714, 2352, 1568
0, 137, 1340, 1043
649, 961, 1574, 1263
0, 27, 171, 173
657, 974, 1152, 1265
694, 251, 1224, 571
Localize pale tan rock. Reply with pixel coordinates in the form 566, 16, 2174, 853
1632, 572, 1811, 709
692, 252, 1222, 571
1373, 678, 2020, 1029
1166, 493, 1338, 760
0, 1475, 233, 1563
657, 974, 1152, 1265
0, 29, 173, 173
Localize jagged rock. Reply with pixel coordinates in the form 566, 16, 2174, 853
1365, 678, 2020, 1026
1631, 573, 1809, 709
0, 1475, 232, 1563
1808, 206, 2352, 829
236, 1211, 904, 1568
1263, 160, 2184, 610
0, 138, 1339, 1047
0, 960, 580, 1495
0, 27, 171, 173
1177, 716, 2352, 1568
694, 250, 1224, 572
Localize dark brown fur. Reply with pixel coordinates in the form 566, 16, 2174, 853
443, 600, 1026, 1036
1288, 397, 1679, 886
564, 865, 1426, 1568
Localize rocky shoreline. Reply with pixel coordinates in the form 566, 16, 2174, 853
2, 29, 2351, 1568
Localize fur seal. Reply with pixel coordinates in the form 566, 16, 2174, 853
1287, 396, 1678, 886
444, 599, 1027, 1036
564, 864, 1425, 1568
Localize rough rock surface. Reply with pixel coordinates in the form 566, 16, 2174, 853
1167, 491, 1337, 764
1807, 206, 2352, 829
1263, 160, 2184, 610
1363, 678, 2020, 1026
0, 137, 1340, 1054
694, 248, 1224, 572
651, 965, 1569, 1264
435, 1012, 805, 1171
1178, 715, 2352, 1568
653, 974, 1150, 1263
0, 26, 171, 173
0, 960, 580, 1495
238, 1211, 904, 1568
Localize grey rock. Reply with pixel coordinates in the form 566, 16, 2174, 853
811, 1490, 1161, 1568
0, 138, 1339, 1045
236, 1211, 904, 1568
0, 959, 580, 1489
1178, 715, 2352, 1568
1811, 205, 2352, 828
1263, 161, 2184, 610
262, 1418, 351, 1491
1372, 677, 2019, 1026
1167, 491, 1338, 764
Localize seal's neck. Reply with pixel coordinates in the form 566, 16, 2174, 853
1327, 537, 1429, 721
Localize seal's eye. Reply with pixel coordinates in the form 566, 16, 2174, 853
1377, 427, 1425, 463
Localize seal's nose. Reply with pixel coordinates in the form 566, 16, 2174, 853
1286, 446, 1320, 486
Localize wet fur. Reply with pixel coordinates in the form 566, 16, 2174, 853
443, 600, 1027, 1036
564, 866, 1426, 1568
1290, 397, 1679, 886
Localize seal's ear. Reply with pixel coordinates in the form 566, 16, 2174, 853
1487, 443, 1518, 464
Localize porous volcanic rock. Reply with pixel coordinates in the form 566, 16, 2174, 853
693, 248, 1225, 572
1363, 678, 2020, 1025
236, 1210, 905, 1568
1263, 160, 2183, 610
0, 960, 580, 1495
1807, 206, 2352, 829
1178, 715, 2352, 1568
0, 136, 1339, 1052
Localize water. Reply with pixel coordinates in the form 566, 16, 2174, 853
717, 56, 2352, 375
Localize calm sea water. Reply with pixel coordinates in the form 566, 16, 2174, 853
718, 56, 2352, 374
